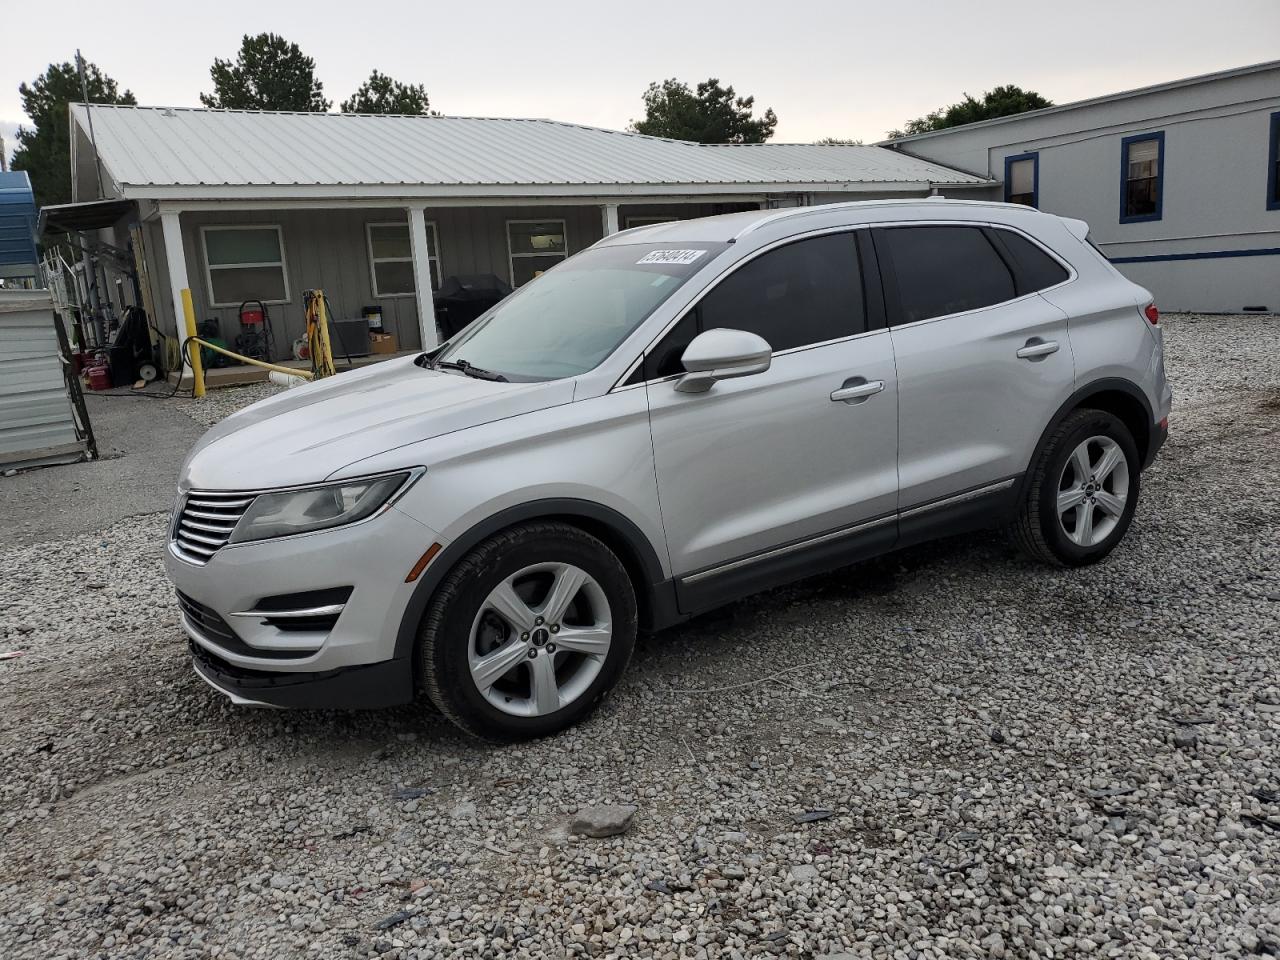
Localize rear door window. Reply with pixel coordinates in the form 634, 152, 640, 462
877, 226, 1016, 325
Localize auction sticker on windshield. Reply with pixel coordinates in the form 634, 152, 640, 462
636, 249, 708, 265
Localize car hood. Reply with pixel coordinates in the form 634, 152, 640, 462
181, 356, 576, 490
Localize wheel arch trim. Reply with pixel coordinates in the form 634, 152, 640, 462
393, 498, 670, 665
1027, 378, 1156, 484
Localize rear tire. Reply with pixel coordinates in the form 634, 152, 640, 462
1010, 409, 1140, 567
418, 522, 637, 742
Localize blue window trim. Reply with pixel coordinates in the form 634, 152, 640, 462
1267, 111, 1280, 212
1119, 131, 1165, 224
1003, 151, 1039, 207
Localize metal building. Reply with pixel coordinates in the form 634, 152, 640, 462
57, 106, 991, 359
882, 60, 1280, 314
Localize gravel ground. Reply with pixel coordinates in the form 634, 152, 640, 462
1, 313, 1277, 960
172, 381, 283, 427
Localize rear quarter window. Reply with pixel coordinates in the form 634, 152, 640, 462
988, 228, 1070, 294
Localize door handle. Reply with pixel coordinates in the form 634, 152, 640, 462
831, 378, 885, 403
1016, 338, 1060, 360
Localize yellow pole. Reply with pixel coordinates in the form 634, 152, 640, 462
180, 288, 205, 398
312, 289, 337, 379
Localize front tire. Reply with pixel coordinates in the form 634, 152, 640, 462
1010, 408, 1141, 567
418, 522, 637, 741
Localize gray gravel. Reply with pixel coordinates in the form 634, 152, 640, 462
1, 313, 1278, 959
173, 381, 283, 427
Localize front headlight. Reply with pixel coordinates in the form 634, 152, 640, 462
229, 472, 415, 544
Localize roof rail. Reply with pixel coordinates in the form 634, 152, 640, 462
731, 197, 1028, 239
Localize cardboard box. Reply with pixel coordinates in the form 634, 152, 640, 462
370, 332, 399, 355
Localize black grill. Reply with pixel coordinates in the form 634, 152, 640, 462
176, 592, 308, 660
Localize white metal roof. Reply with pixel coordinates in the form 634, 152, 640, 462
878, 58, 1280, 145
70, 105, 988, 201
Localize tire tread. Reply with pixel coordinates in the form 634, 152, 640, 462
418, 521, 634, 742
1008, 408, 1133, 567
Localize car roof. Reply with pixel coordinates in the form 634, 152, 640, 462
596, 197, 1067, 247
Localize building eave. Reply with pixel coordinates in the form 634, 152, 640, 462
121, 179, 984, 205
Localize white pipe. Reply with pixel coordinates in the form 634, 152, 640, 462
269, 370, 308, 389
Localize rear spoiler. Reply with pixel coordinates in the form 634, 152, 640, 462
1060, 217, 1090, 243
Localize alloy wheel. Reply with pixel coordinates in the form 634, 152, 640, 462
467, 562, 612, 717
1056, 435, 1129, 547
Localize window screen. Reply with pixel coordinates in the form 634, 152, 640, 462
508, 220, 568, 287
202, 227, 289, 306
367, 222, 440, 296
1268, 112, 1280, 209
695, 233, 866, 353
1123, 135, 1162, 220
1006, 157, 1036, 206
990, 229, 1069, 294
880, 226, 1016, 324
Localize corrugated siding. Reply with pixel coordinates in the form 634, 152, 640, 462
167, 205, 611, 357
69, 105, 990, 191
0, 291, 83, 465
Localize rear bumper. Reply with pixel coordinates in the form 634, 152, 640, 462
1144, 416, 1168, 470
189, 642, 414, 709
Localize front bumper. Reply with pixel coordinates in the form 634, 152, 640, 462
165, 503, 441, 683
191, 642, 413, 709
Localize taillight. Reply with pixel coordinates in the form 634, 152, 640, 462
1143, 302, 1159, 325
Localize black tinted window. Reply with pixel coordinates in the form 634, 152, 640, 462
880, 226, 1016, 324
697, 233, 866, 352
990, 229, 1069, 294
641, 310, 698, 380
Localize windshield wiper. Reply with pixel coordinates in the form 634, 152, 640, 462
433, 359, 508, 382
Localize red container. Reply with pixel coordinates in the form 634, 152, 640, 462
85, 365, 113, 391
240, 307, 265, 326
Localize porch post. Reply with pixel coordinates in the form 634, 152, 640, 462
158, 206, 193, 376
406, 203, 438, 350
601, 202, 620, 236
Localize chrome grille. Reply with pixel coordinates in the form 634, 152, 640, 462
172, 490, 255, 563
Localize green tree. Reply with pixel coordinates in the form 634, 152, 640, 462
887, 85, 1052, 139
816, 137, 863, 145
340, 70, 432, 115
10, 58, 136, 207
630, 78, 777, 144
199, 33, 330, 111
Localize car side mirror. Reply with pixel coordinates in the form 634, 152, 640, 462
674, 328, 773, 394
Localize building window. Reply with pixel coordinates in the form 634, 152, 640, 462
1120, 132, 1164, 223
1268, 111, 1280, 211
625, 216, 677, 228
367, 221, 440, 297
1004, 152, 1038, 207
507, 219, 567, 287
201, 225, 289, 307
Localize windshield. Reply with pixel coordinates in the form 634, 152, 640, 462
433, 242, 727, 381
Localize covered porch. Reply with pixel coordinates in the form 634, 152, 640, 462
141, 196, 765, 365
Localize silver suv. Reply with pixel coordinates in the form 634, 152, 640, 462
166, 199, 1171, 741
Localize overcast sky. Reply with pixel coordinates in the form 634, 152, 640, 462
3, 0, 1278, 165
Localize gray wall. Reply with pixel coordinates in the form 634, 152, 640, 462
887, 64, 1280, 312
145, 204, 613, 359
